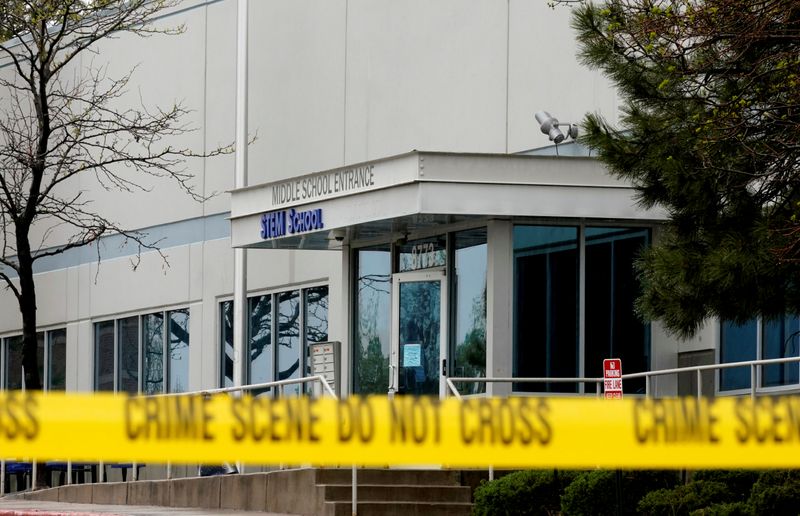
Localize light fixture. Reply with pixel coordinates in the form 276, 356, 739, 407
535, 111, 579, 144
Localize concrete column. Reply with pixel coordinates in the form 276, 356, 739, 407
486, 219, 513, 396
338, 243, 351, 397
232, 0, 249, 389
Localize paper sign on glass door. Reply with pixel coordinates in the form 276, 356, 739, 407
403, 344, 422, 367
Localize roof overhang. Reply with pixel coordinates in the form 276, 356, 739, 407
229, 151, 666, 250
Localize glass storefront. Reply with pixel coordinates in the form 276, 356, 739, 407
350, 222, 650, 396
513, 225, 651, 393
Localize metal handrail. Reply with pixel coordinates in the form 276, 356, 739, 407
446, 376, 604, 400
152, 374, 338, 399
445, 355, 800, 399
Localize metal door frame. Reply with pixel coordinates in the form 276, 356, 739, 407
389, 267, 448, 399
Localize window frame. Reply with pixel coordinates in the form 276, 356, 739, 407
1, 328, 66, 391
717, 316, 800, 395
217, 281, 330, 390
93, 305, 190, 394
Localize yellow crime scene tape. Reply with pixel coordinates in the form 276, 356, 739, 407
1, 392, 799, 469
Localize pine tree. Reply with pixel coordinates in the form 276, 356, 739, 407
572, 0, 800, 336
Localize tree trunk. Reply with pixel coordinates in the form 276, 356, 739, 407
16, 226, 41, 391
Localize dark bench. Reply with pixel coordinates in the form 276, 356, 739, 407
108, 463, 144, 481
44, 462, 98, 485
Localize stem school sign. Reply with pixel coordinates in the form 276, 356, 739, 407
261, 207, 324, 240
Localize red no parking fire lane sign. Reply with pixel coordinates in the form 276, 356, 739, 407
603, 358, 623, 399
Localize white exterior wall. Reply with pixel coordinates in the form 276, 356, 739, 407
0, 0, 645, 394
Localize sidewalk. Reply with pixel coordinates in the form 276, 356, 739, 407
0, 499, 294, 515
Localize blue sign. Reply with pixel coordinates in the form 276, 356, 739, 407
260, 208, 324, 240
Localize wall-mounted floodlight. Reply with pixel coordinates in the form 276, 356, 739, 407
535, 111, 579, 144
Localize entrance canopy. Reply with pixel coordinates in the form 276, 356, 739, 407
229, 151, 665, 250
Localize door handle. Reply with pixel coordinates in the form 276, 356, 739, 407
442, 358, 447, 376
388, 364, 395, 391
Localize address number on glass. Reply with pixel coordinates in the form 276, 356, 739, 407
409, 242, 443, 270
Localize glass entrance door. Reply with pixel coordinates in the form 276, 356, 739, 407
390, 269, 448, 398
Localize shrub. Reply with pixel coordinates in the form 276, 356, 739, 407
691, 470, 760, 500
472, 469, 577, 516
561, 470, 678, 516
748, 470, 800, 515
636, 481, 733, 515
690, 502, 753, 516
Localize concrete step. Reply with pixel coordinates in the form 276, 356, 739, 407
326, 501, 473, 516
322, 484, 471, 503
314, 469, 461, 486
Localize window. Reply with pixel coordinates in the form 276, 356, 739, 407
46, 329, 67, 390
2, 329, 66, 391
94, 308, 190, 394
584, 227, 650, 394
513, 225, 651, 393
514, 226, 579, 392
218, 285, 329, 392
2, 335, 24, 389
720, 315, 799, 391
453, 228, 487, 394
353, 245, 391, 394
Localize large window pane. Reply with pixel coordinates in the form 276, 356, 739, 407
47, 329, 67, 391
249, 295, 273, 386
36, 332, 44, 388
168, 309, 190, 393
763, 315, 800, 387
720, 320, 757, 390
5, 336, 23, 390
354, 246, 391, 394
514, 226, 578, 392
118, 317, 139, 394
143, 313, 164, 394
220, 301, 234, 388
94, 321, 115, 391
585, 227, 650, 394
278, 291, 301, 395
305, 286, 329, 377
453, 228, 487, 394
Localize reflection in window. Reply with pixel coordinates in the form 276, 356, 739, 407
168, 309, 190, 393
354, 246, 391, 394
514, 226, 579, 392
248, 295, 273, 386
143, 313, 164, 395
584, 227, 650, 394
47, 329, 67, 391
278, 291, 301, 395
220, 301, 234, 388
763, 315, 800, 387
36, 333, 45, 387
118, 317, 139, 394
305, 286, 330, 376
453, 228, 487, 394
720, 315, 800, 391
94, 321, 115, 391
720, 320, 757, 390
5, 336, 23, 390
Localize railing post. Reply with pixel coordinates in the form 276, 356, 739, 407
352, 465, 357, 516
750, 364, 757, 400
1, 459, 4, 495
645, 375, 651, 398
696, 369, 702, 399
596, 381, 601, 398
67, 460, 72, 485
31, 460, 36, 490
